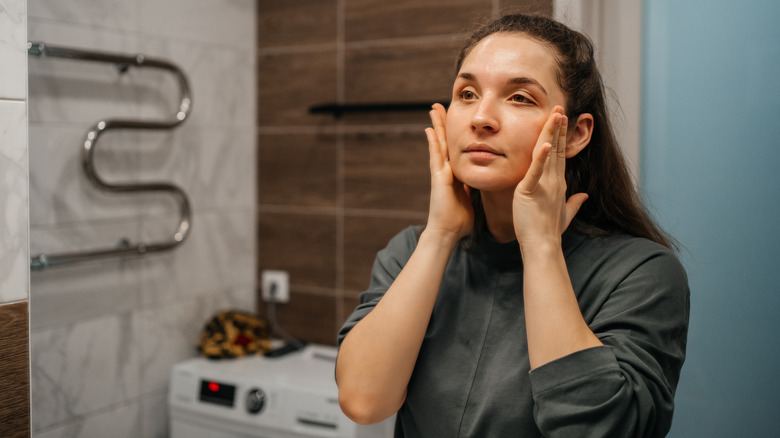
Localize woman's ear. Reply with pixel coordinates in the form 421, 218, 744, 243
566, 113, 594, 158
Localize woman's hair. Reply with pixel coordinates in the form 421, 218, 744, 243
457, 14, 673, 248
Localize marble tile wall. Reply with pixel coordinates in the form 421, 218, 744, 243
0, 0, 31, 436
255, 0, 552, 343
0, 0, 29, 304
26, 0, 256, 437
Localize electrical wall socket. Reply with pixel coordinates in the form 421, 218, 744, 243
261, 270, 289, 303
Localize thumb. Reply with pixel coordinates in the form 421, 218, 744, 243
564, 193, 588, 228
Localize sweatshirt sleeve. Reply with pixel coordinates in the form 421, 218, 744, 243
528, 243, 690, 438
337, 226, 420, 346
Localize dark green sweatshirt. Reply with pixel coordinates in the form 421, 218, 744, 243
338, 226, 689, 437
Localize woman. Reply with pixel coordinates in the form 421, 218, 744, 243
336, 14, 689, 438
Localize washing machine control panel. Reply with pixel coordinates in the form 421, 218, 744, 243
199, 379, 236, 408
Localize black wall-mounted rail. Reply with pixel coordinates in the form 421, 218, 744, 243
309, 102, 449, 118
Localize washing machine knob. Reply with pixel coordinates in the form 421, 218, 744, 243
246, 388, 266, 414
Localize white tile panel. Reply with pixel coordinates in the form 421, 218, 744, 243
30, 312, 141, 432
0, 0, 27, 100
0, 100, 29, 303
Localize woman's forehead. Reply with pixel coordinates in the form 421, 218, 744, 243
459, 33, 559, 84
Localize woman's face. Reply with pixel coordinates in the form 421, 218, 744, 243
446, 33, 567, 193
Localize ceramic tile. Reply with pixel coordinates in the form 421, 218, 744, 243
257, 212, 337, 289
257, 290, 338, 346
27, 17, 139, 53
138, 126, 256, 217
0, 100, 29, 304
0, 0, 27, 100
344, 130, 431, 211
139, 208, 255, 307
0, 301, 30, 438
138, 296, 211, 395
345, 0, 491, 42
27, 48, 143, 125
30, 313, 141, 432
345, 40, 459, 105
138, 36, 255, 128
24, 2, 258, 436
26, 20, 146, 125
28, 124, 144, 227
29, 216, 140, 259
33, 402, 141, 438
499, 0, 553, 17
29, 219, 142, 331
138, 0, 255, 48
140, 392, 168, 438
28, 0, 136, 31
257, 0, 337, 48
258, 132, 338, 207
206, 284, 257, 315
258, 49, 337, 126
138, 287, 256, 397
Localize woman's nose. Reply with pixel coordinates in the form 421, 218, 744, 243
471, 99, 499, 133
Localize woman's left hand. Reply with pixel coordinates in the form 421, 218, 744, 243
513, 107, 588, 250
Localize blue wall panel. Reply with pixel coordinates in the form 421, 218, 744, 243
641, 1, 780, 436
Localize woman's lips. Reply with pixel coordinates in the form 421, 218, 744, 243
464, 143, 503, 161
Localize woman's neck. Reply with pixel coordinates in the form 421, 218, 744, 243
481, 190, 517, 243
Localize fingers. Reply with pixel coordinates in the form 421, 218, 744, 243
431, 103, 448, 158
544, 108, 566, 177
518, 141, 551, 194
518, 107, 564, 194
564, 193, 588, 227
425, 127, 443, 171
427, 103, 448, 170
554, 115, 568, 177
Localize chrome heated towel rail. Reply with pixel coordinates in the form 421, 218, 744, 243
28, 42, 193, 271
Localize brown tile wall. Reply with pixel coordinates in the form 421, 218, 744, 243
0, 301, 31, 438
256, 0, 552, 345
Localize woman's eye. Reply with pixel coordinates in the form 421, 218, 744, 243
459, 90, 476, 100
511, 94, 533, 104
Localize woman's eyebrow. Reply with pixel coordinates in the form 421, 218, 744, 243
456, 73, 547, 96
508, 77, 547, 96
457, 72, 476, 81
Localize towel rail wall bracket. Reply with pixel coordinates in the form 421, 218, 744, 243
28, 42, 193, 271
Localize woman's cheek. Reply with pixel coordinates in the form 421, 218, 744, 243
448, 148, 465, 181
444, 118, 457, 151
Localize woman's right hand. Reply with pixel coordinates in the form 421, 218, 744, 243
424, 103, 474, 241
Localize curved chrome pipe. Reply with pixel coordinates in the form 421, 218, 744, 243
28, 42, 193, 270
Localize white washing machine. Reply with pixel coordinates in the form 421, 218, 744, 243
169, 344, 395, 438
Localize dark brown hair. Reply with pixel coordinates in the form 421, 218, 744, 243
457, 14, 673, 248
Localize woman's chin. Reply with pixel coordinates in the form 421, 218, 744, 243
455, 172, 518, 193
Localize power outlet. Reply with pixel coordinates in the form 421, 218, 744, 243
261, 270, 290, 303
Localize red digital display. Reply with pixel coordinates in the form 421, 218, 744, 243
199, 379, 236, 407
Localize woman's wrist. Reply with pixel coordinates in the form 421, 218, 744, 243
419, 227, 463, 252
518, 237, 563, 261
